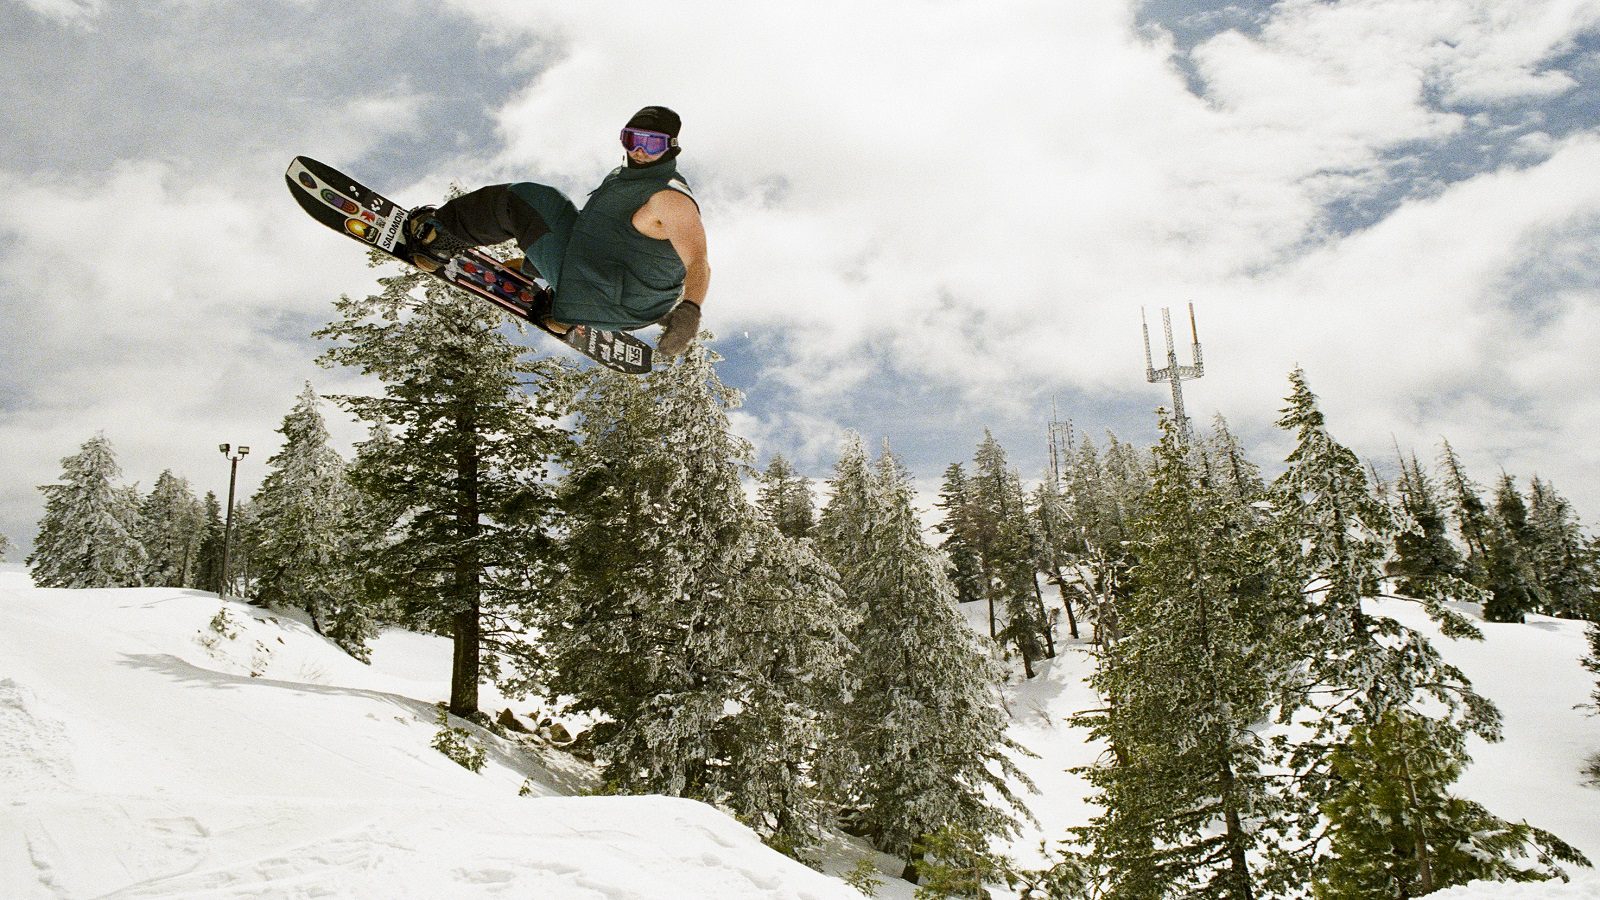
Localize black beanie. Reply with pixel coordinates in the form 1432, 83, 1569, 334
626, 105, 681, 138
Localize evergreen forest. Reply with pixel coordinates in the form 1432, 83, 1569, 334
23, 263, 1600, 898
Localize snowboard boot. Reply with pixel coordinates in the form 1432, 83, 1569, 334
405, 206, 476, 273
528, 285, 570, 334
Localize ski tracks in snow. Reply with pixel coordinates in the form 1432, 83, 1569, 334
0, 677, 75, 795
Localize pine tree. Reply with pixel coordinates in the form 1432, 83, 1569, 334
756, 454, 816, 539
28, 433, 148, 588
1066, 433, 1152, 648
1031, 461, 1081, 640
194, 491, 226, 595
225, 499, 262, 600
138, 470, 207, 588
250, 383, 373, 654
1585, 603, 1600, 742
934, 463, 987, 608
318, 262, 574, 714
1439, 439, 1492, 585
1266, 369, 1584, 891
1389, 452, 1466, 599
1317, 709, 1588, 897
1198, 413, 1267, 504
1484, 473, 1541, 623
815, 436, 877, 583
971, 430, 1052, 677
1072, 414, 1300, 899
817, 436, 1034, 885
0, 533, 12, 561
1525, 477, 1597, 620
333, 423, 406, 654
548, 345, 855, 855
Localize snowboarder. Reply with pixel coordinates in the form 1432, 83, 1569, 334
406, 106, 709, 357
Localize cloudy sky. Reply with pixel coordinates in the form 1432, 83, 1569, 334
3, 0, 1599, 553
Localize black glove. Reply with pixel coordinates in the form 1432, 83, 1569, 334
656, 301, 702, 357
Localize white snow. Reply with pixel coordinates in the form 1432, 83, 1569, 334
0, 566, 860, 899
986, 595, 1600, 898
3, 564, 1597, 898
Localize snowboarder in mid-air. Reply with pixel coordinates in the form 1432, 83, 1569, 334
406, 106, 710, 357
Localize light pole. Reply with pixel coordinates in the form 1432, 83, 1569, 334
218, 443, 250, 598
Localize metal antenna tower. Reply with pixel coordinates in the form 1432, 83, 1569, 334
1047, 398, 1074, 486
1142, 303, 1204, 440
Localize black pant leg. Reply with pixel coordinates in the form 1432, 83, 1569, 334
433, 184, 552, 249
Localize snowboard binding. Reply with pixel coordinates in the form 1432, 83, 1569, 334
404, 206, 476, 273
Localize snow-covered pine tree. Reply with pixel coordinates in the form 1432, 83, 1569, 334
1272, 368, 1483, 648
1587, 605, 1600, 755
1317, 708, 1589, 897
933, 462, 987, 609
318, 263, 575, 715
1198, 413, 1266, 504
1059, 437, 1120, 646
1030, 460, 1081, 640
817, 436, 1034, 885
716, 517, 855, 855
815, 435, 877, 589
194, 491, 225, 595
1389, 452, 1467, 599
138, 470, 206, 588
1484, 473, 1542, 623
1526, 477, 1597, 619
1101, 435, 1153, 518
1267, 369, 1584, 891
329, 423, 406, 658
224, 498, 262, 599
1071, 413, 1300, 899
1439, 439, 1492, 585
1064, 433, 1151, 648
548, 344, 854, 856
28, 433, 148, 588
756, 453, 817, 540
0, 533, 11, 560
250, 383, 373, 654
971, 430, 1052, 677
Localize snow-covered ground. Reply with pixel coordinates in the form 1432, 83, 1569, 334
2, 563, 1597, 898
977, 595, 1600, 898
0, 566, 861, 899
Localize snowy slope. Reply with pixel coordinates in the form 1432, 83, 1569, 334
0, 566, 860, 899
985, 596, 1600, 898
4, 564, 1596, 899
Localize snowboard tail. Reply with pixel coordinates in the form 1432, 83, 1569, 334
285, 156, 652, 374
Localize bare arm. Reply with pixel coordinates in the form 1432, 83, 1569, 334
642, 190, 711, 307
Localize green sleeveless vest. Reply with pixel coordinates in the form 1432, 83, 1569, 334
552, 160, 696, 331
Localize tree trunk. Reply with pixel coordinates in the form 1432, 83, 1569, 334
1031, 574, 1056, 658
901, 857, 920, 884
450, 606, 480, 715
1054, 564, 1080, 639
984, 564, 997, 639
1398, 722, 1435, 895
448, 403, 482, 717
1219, 754, 1254, 900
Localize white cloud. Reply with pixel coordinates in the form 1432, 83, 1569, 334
470, 0, 1598, 515
1203, 0, 1600, 115
0, 158, 388, 547
5, 0, 1600, 547
6, 0, 101, 28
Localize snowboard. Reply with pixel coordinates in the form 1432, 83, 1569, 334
285, 156, 652, 375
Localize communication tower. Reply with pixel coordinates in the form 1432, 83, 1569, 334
1142, 303, 1204, 441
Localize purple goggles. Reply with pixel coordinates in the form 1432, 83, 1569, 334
621, 127, 673, 156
